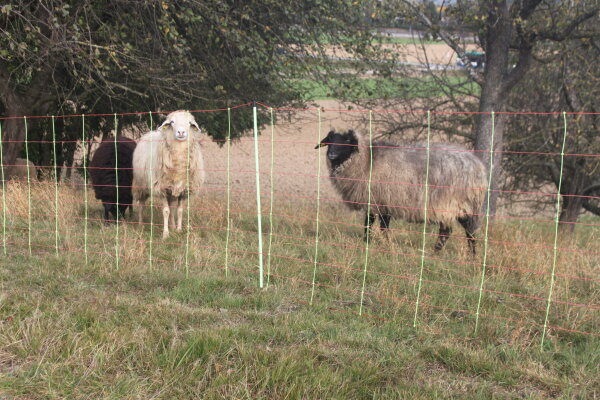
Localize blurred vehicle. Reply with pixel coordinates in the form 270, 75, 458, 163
456, 51, 485, 69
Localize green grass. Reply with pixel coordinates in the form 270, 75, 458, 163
0, 183, 598, 399
292, 76, 479, 100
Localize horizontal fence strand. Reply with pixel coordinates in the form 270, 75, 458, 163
1, 104, 598, 348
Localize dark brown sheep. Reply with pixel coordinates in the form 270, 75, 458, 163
89, 136, 137, 222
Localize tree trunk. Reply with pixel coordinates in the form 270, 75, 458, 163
558, 166, 587, 232
1, 64, 54, 177
559, 194, 583, 232
38, 130, 52, 179
475, 104, 505, 216
1, 111, 27, 179
474, 0, 511, 216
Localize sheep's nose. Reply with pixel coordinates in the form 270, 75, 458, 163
327, 153, 337, 161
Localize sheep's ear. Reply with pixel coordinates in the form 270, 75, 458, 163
159, 120, 173, 130
190, 121, 201, 132
315, 137, 328, 149
314, 131, 334, 149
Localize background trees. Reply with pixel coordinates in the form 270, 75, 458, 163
2, 0, 598, 229
374, 0, 598, 215
504, 38, 600, 228
0, 0, 376, 171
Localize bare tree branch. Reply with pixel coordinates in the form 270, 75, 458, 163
397, 0, 484, 85
582, 182, 600, 196
502, 44, 533, 95
536, 8, 600, 42
582, 199, 600, 216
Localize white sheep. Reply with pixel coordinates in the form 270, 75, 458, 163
132, 111, 205, 239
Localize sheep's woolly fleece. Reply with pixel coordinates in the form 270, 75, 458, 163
132, 110, 205, 201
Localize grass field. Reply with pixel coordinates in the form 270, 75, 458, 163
0, 183, 598, 399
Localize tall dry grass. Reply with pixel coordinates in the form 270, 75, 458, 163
1, 182, 597, 340
0, 182, 598, 398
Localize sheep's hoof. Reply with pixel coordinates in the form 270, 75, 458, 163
162, 232, 169, 240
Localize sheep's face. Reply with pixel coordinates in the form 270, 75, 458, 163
315, 130, 359, 169
159, 111, 201, 142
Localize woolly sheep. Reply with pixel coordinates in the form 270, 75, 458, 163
88, 136, 137, 222
132, 110, 205, 239
316, 130, 487, 254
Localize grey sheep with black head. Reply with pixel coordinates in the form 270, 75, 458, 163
316, 130, 487, 254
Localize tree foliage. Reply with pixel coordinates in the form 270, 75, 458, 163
504, 37, 600, 228
363, 0, 598, 222
0, 0, 376, 169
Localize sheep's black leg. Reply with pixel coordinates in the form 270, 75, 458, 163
110, 203, 123, 222
364, 212, 375, 241
117, 204, 128, 221
379, 214, 391, 234
458, 217, 477, 255
434, 223, 452, 251
103, 204, 112, 225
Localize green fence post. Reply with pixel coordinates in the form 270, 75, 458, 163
0, 121, 6, 255
24, 116, 32, 256
51, 116, 60, 256
474, 111, 497, 333
82, 114, 88, 264
224, 108, 232, 277
252, 103, 264, 289
413, 111, 432, 328
266, 107, 275, 288
541, 112, 568, 348
184, 113, 192, 277
148, 111, 154, 269
358, 111, 375, 316
113, 114, 119, 270
309, 108, 322, 305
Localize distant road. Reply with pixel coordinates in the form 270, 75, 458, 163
375, 28, 477, 42
323, 55, 458, 71
375, 28, 428, 40
285, 28, 477, 70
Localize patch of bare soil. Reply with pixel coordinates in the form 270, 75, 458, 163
201, 41, 482, 206
200, 98, 535, 218
201, 100, 364, 208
